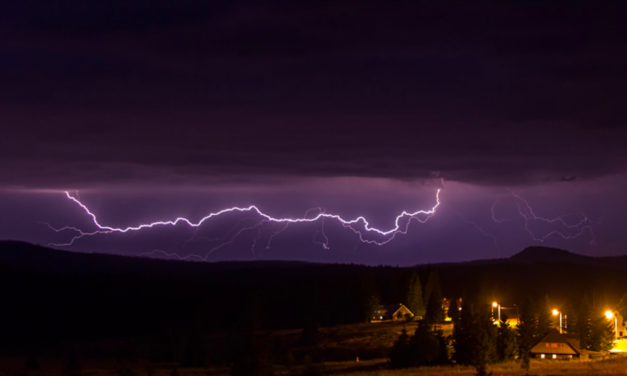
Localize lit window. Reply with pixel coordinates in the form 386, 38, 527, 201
540, 354, 545, 359
380, 316, 383, 320
551, 343, 559, 348
545, 343, 550, 347
552, 354, 557, 359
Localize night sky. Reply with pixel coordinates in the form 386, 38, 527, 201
1, 2, 626, 265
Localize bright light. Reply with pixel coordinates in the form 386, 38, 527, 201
606, 310, 614, 320
492, 302, 498, 307
552, 309, 559, 316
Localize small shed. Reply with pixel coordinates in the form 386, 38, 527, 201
371, 304, 414, 322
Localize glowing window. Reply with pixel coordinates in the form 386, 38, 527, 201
545, 343, 550, 347
551, 343, 559, 348
552, 354, 557, 359
540, 354, 545, 359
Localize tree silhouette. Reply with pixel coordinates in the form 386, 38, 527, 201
517, 297, 535, 374
406, 272, 426, 317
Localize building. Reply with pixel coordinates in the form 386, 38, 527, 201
371, 304, 414, 322
442, 298, 462, 320
529, 329, 581, 360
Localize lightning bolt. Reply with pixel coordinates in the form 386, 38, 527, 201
447, 206, 499, 257
45, 189, 442, 257
492, 189, 600, 245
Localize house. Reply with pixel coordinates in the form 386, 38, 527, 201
442, 298, 462, 320
371, 304, 414, 322
529, 329, 581, 360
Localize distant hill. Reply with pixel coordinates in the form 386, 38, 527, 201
507, 246, 627, 270
0, 240, 314, 275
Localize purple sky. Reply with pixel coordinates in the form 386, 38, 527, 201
1, 2, 626, 265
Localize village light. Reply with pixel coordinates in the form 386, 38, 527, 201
605, 310, 618, 341
492, 302, 501, 321
553, 309, 562, 334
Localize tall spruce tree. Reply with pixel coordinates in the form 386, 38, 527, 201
496, 313, 517, 362
409, 321, 442, 366
388, 329, 412, 369
575, 295, 594, 350
474, 312, 497, 376
453, 299, 476, 365
365, 294, 380, 322
425, 290, 444, 326
517, 297, 535, 374
536, 294, 553, 338
424, 270, 442, 308
590, 313, 615, 352
406, 272, 426, 318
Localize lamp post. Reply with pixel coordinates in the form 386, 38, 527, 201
605, 310, 618, 341
552, 309, 562, 334
492, 302, 501, 321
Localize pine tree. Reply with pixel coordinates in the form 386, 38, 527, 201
590, 313, 615, 352
496, 313, 517, 362
409, 321, 441, 366
406, 272, 426, 318
388, 329, 412, 369
517, 297, 535, 374
425, 290, 444, 326
575, 295, 594, 350
299, 320, 320, 346
448, 298, 460, 323
474, 312, 497, 376
618, 292, 627, 322
453, 299, 476, 365
424, 270, 443, 308
536, 294, 553, 338
365, 295, 380, 322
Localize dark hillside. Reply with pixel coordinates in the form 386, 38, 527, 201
1, 241, 627, 359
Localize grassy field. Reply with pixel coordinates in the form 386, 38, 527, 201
6, 357, 627, 376
330, 356, 627, 376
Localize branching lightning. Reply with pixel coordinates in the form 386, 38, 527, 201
45, 189, 441, 259
492, 189, 600, 245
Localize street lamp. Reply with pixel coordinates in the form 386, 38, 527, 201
605, 310, 618, 341
492, 302, 501, 321
552, 309, 562, 334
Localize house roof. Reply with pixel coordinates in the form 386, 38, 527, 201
530, 329, 581, 356
375, 304, 413, 317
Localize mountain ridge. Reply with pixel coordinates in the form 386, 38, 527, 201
1, 240, 625, 274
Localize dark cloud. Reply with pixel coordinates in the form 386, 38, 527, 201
1, 1, 626, 189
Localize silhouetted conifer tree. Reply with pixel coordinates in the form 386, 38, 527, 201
365, 295, 380, 322
590, 313, 615, 352
575, 295, 594, 350
299, 320, 320, 347
474, 312, 497, 376
231, 334, 275, 376
388, 328, 412, 369
425, 289, 444, 326
453, 299, 476, 365
409, 321, 441, 366
406, 272, 426, 318
182, 332, 206, 367
536, 295, 553, 338
517, 297, 535, 374
424, 270, 442, 309
496, 313, 517, 361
